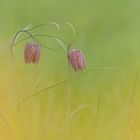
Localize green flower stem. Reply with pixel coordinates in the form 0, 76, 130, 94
14, 34, 68, 53
28, 22, 60, 31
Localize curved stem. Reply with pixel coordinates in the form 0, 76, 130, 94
31, 22, 76, 48
14, 34, 68, 53
67, 43, 73, 71
64, 22, 76, 44
28, 22, 60, 31
11, 29, 34, 64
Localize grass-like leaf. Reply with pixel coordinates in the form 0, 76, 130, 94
15, 67, 116, 106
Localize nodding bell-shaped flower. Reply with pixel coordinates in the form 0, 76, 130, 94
68, 48, 86, 72
24, 42, 41, 64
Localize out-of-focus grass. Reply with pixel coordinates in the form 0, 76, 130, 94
1, 0, 140, 139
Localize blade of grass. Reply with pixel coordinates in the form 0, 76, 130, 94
0, 112, 14, 140
15, 76, 73, 106
15, 67, 117, 107
128, 67, 139, 124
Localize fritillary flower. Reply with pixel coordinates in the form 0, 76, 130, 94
68, 48, 86, 72
24, 42, 41, 64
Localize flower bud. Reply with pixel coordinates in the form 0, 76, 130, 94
68, 48, 86, 71
24, 42, 41, 64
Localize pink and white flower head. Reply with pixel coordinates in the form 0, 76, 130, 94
68, 48, 86, 72
24, 42, 41, 64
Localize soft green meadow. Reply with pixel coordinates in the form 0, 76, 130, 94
0, 0, 140, 139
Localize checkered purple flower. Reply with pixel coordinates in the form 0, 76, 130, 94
24, 42, 41, 64
68, 48, 86, 71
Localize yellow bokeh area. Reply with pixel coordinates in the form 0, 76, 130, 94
1, 45, 140, 140
1, 0, 140, 139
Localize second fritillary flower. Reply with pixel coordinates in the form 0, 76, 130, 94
68, 48, 86, 72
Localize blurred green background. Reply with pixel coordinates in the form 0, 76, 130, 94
0, 0, 140, 140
